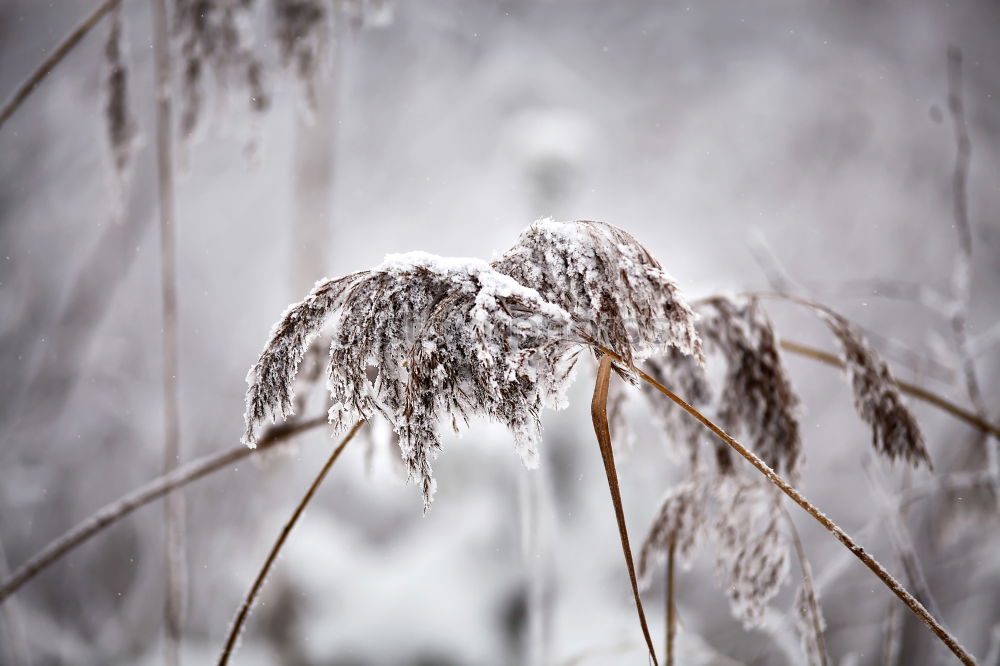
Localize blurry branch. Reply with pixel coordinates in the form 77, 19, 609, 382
591, 356, 659, 666
617, 347, 977, 665
151, 0, 184, 661
0, 415, 327, 604
970, 321, 1000, 357
863, 459, 944, 624
984, 626, 1000, 666
901, 470, 994, 509
778, 339, 1000, 440
217, 420, 363, 666
783, 507, 828, 666
882, 596, 902, 666
0, 538, 30, 666
664, 538, 677, 666
0, 0, 122, 132
945, 47, 997, 486
746, 240, 956, 384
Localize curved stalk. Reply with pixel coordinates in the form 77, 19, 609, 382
217, 420, 363, 666
592, 355, 659, 666
0, 416, 327, 604
0, 0, 122, 131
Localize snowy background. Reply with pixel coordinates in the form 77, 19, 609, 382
1, 0, 999, 664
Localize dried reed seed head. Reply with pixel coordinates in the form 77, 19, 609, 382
272, 0, 329, 111
638, 475, 708, 588
713, 476, 790, 629
794, 565, 827, 666
245, 251, 581, 510
820, 312, 931, 468
640, 350, 716, 468
699, 297, 803, 478
104, 4, 136, 176
492, 219, 704, 369
174, 0, 270, 139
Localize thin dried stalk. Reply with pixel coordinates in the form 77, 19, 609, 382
152, 0, 185, 660
946, 47, 997, 488
592, 355, 658, 666
0, 0, 121, 131
864, 460, 944, 622
783, 507, 828, 666
0, 538, 29, 666
599, 346, 976, 665
665, 538, 677, 666
0, 416, 327, 604
217, 420, 363, 666
882, 585, 902, 666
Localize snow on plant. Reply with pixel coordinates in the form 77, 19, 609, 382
238, 220, 975, 666
492, 219, 703, 367
244, 222, 704, 510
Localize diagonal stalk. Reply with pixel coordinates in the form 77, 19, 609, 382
592, 355, 659, 666
217, 420, 363, 666
0, 416, 327, 604
597, 346, 976, 665
0, 0, 123, 131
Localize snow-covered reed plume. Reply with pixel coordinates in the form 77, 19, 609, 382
243, 253, 580, 510
492, 219, 703, 368
244, 221, 703, 509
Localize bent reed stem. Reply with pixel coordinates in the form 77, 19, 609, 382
592, 356, 659, 666
0, 416, 328, 604
217, 420, 363, 666
596, 346, 976, 665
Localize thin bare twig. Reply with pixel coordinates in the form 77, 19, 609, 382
151, 0, 184, 661
592, 355, 659, 666
664, 538, 677, 666
863, 459, 944, 622
945, 46, 997, 486
782, 507, 828, 666
0, 537, 30, 666
217, 420, 363, 666
0, 416, 328, 604
599, 346, 976, 665
0, 0, 122, 131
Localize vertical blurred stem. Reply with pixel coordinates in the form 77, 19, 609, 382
0, 537, 29, 666
290, 13, 341, 295
945, 47, 996, 485
664, 538, 676, 666
152, 0, 185, 663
